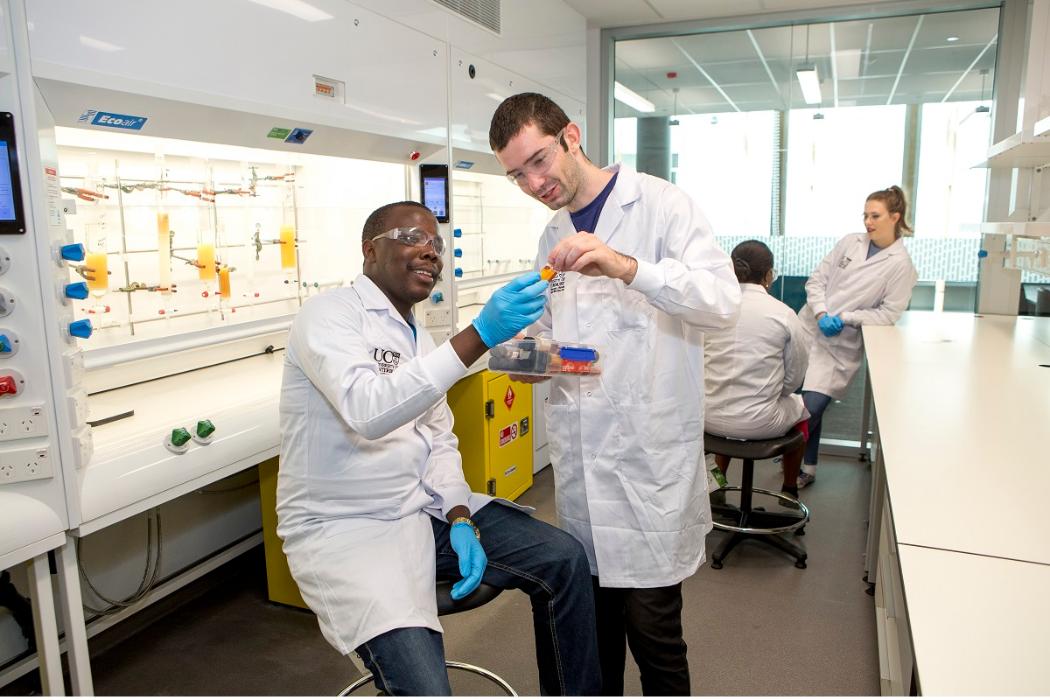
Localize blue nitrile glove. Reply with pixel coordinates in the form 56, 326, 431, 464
818, 314, 844, 337
471, 272, 549, 348
449, 522, 487, 600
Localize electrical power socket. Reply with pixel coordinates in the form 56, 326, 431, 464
0, 446, 51, 485
0, 405, 47, 443
423, 308, 451, 327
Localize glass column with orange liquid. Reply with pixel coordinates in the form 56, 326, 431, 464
85, 251, 109, 293
279, 225, 297, 269
157, 212, 172, 294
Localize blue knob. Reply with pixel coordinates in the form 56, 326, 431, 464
977, 249, 988, 259
0, 334, 9, 353
430, 291, 444, 303
68, 319, 93, 339
64, 282, 90, 300
454, 268, 463, 278
454, 248, 463, 258
60, 243, 86, 262
453, 228, 463, 238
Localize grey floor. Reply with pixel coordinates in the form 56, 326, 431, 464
3, 455, 880, 696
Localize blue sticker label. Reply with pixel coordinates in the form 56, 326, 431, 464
78, 110, 148, 130
284, 128, 313, 144
454, 160, 475, 170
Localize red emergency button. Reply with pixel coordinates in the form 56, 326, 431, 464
0, 375, 17, 396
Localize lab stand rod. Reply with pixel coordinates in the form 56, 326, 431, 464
114, 169, 137, 336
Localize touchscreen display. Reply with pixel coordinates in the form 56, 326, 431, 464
0, 141, 14, 221
422, 175, 447, 220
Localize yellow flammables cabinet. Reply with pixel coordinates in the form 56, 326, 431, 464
447, 371, 534, 501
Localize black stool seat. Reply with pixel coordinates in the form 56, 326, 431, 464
436, 580, 502, 615
705, 428, 809, 569
705, 430, 805, 461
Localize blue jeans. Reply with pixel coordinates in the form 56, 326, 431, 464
357, 626, 451, 695
802, 391, 834, 465
356, 502, 602, 696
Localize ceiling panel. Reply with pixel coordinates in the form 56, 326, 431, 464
611, 6, 1000, 117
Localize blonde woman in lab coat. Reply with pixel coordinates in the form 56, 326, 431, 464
705, 240, 809, 498
797, 186, 918, 488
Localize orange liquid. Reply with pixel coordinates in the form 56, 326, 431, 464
218, 266, 231, 298
197, 243, 217, 280
279, 225, 297, 269
85, 251, 109, 292
157, 212, 172, 294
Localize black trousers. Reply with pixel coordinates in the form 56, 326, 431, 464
592, 577, 690, 696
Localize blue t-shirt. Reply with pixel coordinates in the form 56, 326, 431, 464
867, 240, 882, 259
570, 172, 619, 234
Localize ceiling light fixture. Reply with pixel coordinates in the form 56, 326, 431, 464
796, 67, 822, 105
796, 25, 822, 105
246, 0, 333, 22
614, 81, 655, 113
947, 36, 960, 42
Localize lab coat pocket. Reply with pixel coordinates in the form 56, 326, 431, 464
610, 397, 701, 531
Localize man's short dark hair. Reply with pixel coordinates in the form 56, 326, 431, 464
362, 201, 435, 242
489, 93, 571, 153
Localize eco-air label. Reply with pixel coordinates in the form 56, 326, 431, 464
267, 127, 292, 140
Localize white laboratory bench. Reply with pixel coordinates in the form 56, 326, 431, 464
80, 350, 286, 535
863, 312, 1050, 695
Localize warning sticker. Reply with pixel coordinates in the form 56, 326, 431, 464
504, 386, 515, 410
498, 423, 518, 447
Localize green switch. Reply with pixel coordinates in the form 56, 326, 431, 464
170, 427, 192, 447
195, 419, 215, 439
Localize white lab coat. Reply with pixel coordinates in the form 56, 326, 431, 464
531, 164, 741, 588
276, 274, 494, 655
799, 233, 918, 399
704, 283, 809, 440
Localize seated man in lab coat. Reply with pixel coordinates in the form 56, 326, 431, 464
276, 201, 601, 696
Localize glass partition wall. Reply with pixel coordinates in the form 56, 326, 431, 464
611, 6, 1000, 451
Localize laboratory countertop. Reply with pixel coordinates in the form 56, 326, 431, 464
897, 544, 1050, 695
863, 312, 1050, 565
864, 312, 1050, 695
78, 351, 286, 534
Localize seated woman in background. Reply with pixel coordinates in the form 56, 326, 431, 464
704, 240, 809, 498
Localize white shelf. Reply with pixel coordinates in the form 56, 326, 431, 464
974, 127, 1050, 168
980, 221, 1050, 238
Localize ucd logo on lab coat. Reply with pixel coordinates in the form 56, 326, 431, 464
372, 347, 401, 374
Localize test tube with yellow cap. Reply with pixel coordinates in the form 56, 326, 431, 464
279, 225, 297, 269
197, 243, 217, 280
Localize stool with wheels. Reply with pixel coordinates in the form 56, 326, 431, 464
706, 429, 810, 569
338, 580, 517, 696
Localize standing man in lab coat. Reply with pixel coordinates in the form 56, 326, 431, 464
490, 93, 741, 695
277, 201, 602, 696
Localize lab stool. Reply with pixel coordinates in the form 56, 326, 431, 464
705, 429, 810, 569
337, 580, 517, 696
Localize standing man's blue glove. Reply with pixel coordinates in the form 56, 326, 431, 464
471, 272, 549, 348
818, 314, 844, 337
449, 521, 487, 600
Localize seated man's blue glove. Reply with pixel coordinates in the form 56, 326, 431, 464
449, 522, 487, 600
471, 272, 548, 348
818, 314, 844, 337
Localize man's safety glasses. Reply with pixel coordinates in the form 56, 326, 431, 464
370, 227, 445, 255
506, 128, 566, 186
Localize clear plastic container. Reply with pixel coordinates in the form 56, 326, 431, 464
488, 337, 601, 376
